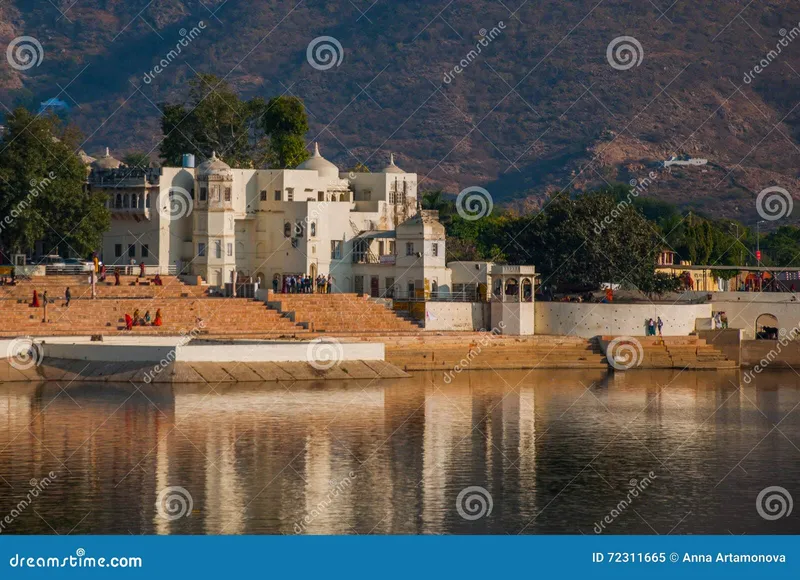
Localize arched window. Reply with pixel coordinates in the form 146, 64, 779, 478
115, 194, 122, 209
310, 222, 317, 237
131, 193, 138, 209
283, 222, 291, 238
522, 278, 533, 302
339, 192, 346, 202
431, 280, 439, 298
145, 193, 150, 208
123, 194, 130, 208
504, 278, 519, 297
493, 278, 502, 298
294, 221, 304, 238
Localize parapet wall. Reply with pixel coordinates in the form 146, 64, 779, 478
535, 302, 712, 337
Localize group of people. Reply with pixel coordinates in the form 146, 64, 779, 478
124, 308, 163, 330
274, 273, 334, 294
645, 317, 664, 336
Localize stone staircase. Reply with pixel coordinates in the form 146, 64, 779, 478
383, 334, 609, 371
266, 291, 422, 333
599, 335, 737, 370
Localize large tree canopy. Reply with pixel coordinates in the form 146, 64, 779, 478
0, 108, 109, 259
262, 95, 310, 168
159, 74, 267, 167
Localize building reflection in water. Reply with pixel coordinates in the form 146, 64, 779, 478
0, 368, 798, 534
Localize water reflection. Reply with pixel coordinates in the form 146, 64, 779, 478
0, 369, 799, 534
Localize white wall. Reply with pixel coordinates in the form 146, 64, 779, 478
424, 302, 490, 331
535, 302, 712, 337
710, 299, 800, 339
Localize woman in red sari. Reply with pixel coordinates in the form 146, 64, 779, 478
153, 309, 163, 326
30, 290, 40, 308
124, 313, 133, 331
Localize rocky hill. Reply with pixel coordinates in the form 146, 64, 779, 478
2, 0, 800, 225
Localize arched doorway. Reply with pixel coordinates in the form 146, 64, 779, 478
755, 313, 779, 340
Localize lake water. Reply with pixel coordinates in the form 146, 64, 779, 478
1, 369, 799, 535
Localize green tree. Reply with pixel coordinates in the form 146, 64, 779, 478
0, 108, 109, 259
123, 152, 151, 168
262, 96, 310, 168
159, 74, 266, 167
421, 190, 454, 225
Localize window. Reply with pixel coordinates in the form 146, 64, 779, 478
145, 193, 151, 208
224, 187, 231, 202
198, 242, 206, 257
432, 243, 438, 257
212, 185, 220, 201
142, 244, 149, 258
406, 242, 414, 256
274, 190, 281, 201
114, 244, 122, 258
378, 241, 384, 256
310, 222, 317, 237
200, 187, 207, 201
261, 190, 267, 201
284, 222, 292, 238
215, 240, 222, 259
389, 241, 396, 255
123, 194, 130, 209
317, 191, 324, 201
128, 244, 135, 258
331, 240, 342, 260
132, 193, 138, 208
287, 188, 294, 201
227, 243, 233, 257
294, 221, 304, 238
115, 194, 122, 209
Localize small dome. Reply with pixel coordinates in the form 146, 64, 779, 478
297, 143, 339, 180
92, 147, 121, 170
383, 153, 404, 174
197, 151, 232, 178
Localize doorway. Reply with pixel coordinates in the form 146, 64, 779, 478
370, 276, 379, 298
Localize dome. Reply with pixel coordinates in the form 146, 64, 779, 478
197, 151, 232, 178
296, 143, 339, 180
91, 147, 121, 170
382, 153, 404, 174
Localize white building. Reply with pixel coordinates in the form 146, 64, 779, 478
90, 145, 451, 297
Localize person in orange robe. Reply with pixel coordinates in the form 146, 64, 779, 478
153, 309, 163, 326
31, 290, 40, 307
124, 313, 133, 331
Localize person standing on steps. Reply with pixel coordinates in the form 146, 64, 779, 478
657, 317, 663, 337
65, 287, 71, 308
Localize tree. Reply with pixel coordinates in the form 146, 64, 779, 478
0, 108, 109, 259
421, 190, 454, 225
262, 96, 309, 168
159, 74, 266, 167
123, 152, 151, 168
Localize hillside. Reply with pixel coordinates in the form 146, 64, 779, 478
2, 0, 800, 225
